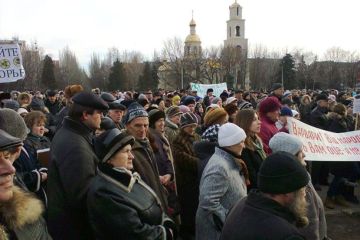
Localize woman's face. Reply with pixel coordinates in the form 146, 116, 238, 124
109, 144, 134, 170
155, 118, 165, 133
227, 140, 245, 155
249, 113, 261, 134
32, 120, 46, 137
183, 124, 197, 136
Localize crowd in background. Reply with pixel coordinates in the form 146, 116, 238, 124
0, 83, 359, 240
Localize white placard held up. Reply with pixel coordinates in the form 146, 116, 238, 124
0, 43, 26, 83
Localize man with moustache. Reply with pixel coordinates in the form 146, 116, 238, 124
0, 129, 51, 239
221, 152, 309, 240
47, 92, 108, 240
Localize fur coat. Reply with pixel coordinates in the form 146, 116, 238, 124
0, 186, 51, 240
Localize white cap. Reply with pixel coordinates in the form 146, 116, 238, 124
17, 108, 28, 115
225, 97, 237, 106
218, 123, 246, 147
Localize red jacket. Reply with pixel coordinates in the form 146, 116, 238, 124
259, 115, 279, 155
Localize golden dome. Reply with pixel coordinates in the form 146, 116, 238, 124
185, 34, 201, 43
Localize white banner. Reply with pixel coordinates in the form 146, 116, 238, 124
0, 43, 26, 83
353, 95, 360, 114
288, 118, 360, 161
190, 82, 227, 98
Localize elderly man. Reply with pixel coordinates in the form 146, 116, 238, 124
0, 130, 52, 239
47, 92, 108, 240
123, 102, 168, 210
108, 101, 126, 130
221, 152, 309, 240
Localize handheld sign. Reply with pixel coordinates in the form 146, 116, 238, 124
0, 43, 26, 83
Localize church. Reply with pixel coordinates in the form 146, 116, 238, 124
158, 0, 250, 90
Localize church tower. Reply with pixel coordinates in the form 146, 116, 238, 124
184, 13, 202, 58
224, 1, 248, 51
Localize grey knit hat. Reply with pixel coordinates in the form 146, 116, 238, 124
0, 109, 28, 140
269, 132, 303, 155
166, 106, 182, 118
180, 112, 198, 128
122, 102, 148, 125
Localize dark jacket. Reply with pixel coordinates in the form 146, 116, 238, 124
47, 117, 98, 240
299, 103, 312, 124
241, 146, 264, 192
172, 130, 200, 234
310, 106, 329, 130
0, 186, 51, 240
44, 99, 62, 116
193, 141, 217, 179
87, 164, 175, 240
221, 191, 305, 240
130, 136, 169, 211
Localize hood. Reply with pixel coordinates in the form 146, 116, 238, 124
193, 141, 217, 160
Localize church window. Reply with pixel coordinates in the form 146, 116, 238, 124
237, 7, 239, 16
187, 46, 190, 54
229, 27, 231, 37
236, 26, 240, 37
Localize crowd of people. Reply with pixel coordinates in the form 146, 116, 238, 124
0, 83, 359, 240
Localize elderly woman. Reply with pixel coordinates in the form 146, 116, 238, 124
196, 123, 248, 240
88, 129, 176, 240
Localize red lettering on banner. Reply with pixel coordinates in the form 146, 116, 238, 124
337, 135, 360, 144
308, 142, 328, 154
323, 133, 339, 144
326, 146, 343, 155
292, 122, 323, 141
349, 147, 360, 155
344, 148, 352, 155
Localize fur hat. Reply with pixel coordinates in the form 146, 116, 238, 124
218, 123, 246, 147
122, 102, 148, 124
269, 132, 303, 155
64, 84, 83, 99
180, 112, 198, 128
95, 129, 134, 162
259, 97, 281, 115
166, 106, 182, 118
225, 97, 237, 106
258, 151, 309, 194
148, 109, 165, 128
224, 104, 238, 116
0, 109, 28, 140
204, 108, 228, 127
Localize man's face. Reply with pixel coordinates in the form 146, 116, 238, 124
0, 150, 17, 202
48, 95, 57, 103
108, 109, 124, 123
188, 104, 195, 113
208, 92, 213, 97
318, 100, 329, 108
126, 117, 149, 140
83, 110, 102, 130
235, 93, 243, 100
266, 110, 280, 122
274, 88, 284, 97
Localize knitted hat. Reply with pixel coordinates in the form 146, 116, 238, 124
270, 83, 283, 92
2, 99, 19, 111
225, 97, 237, 106
238, 101, 253, 110
269, 132, 303, 155
172, 95, 181, 105
180, 112, 198, 128
258, 151, 309, 194
94, 129, 134, 163
122, 102, 148, 124
316, 94, 328, 102
179, 105, 190, 113
211, 97, 221, 105
72, 92, 109, 110
0, 129, 23, 151
259, 97, 281, 115
0, 109, 28, 140
204, 108, 228, 127
29, 98, 45, 111
166, 106, 182, 118
205, 104, 220, 112
280, 107, 293, 117
148, 109, 165, 128
328, 94, 336, 103
218, 123, 246, 147
201, 124, 220, 143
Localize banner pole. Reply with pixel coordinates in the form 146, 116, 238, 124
355, 113, 359, 131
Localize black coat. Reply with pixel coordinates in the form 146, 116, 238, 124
194, 141, 217, 179
310, 106, 329, 130
87, 164, 175, 240
221, 191, 305, 240
240, 147, 264, 191
47, 117, 98, 240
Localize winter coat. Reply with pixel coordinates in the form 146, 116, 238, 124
14, 134, 50, 205
310, 106, 329, 130
149, 128, 174, 178
259, 115, 279, 154
87, 164, 175, 240
241, 146, 264, 191
0, 186, 51, 240
55, 106, 68, 131
172, 129, 200, 234
130, 135, 169, 211
194, 141, 217, 179
47, 117, 98, 240
164, 119, 179, 146
44, 99, 62, 116
299, 103, 312, 124
196, 147, 248, 240
220, 191, 305, 240
299, 177, 327, 240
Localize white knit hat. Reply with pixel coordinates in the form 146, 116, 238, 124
269, 132, 303, 155
225, 97, 237, 106
218, 123, 246, 147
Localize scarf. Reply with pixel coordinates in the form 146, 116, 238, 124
252, 136, 267, 160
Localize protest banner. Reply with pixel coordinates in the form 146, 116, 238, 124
353, 95, 360, 114
190, 82, 227, 98
0, 43, 26, 83
288, 117, 360, 161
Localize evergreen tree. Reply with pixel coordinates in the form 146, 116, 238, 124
41, 55, 57, 89
137, 62, 153, 91
277, 54, 296, 89
151, 62, 160, 90
108, 59, 127, 91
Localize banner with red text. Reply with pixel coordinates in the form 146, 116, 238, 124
288, 118, 360, 161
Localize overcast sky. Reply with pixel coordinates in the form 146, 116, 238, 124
1, 0, 359, 66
